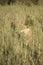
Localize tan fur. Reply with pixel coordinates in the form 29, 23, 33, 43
20, 25, 34, 46
20, 25, 33, 37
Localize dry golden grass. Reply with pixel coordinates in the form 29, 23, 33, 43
0, 4, 43, 65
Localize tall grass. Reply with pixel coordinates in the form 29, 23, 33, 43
0, 4, 43, 65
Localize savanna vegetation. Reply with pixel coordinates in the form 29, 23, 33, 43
0, 0, 43, 65
0, 0, 39, 5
